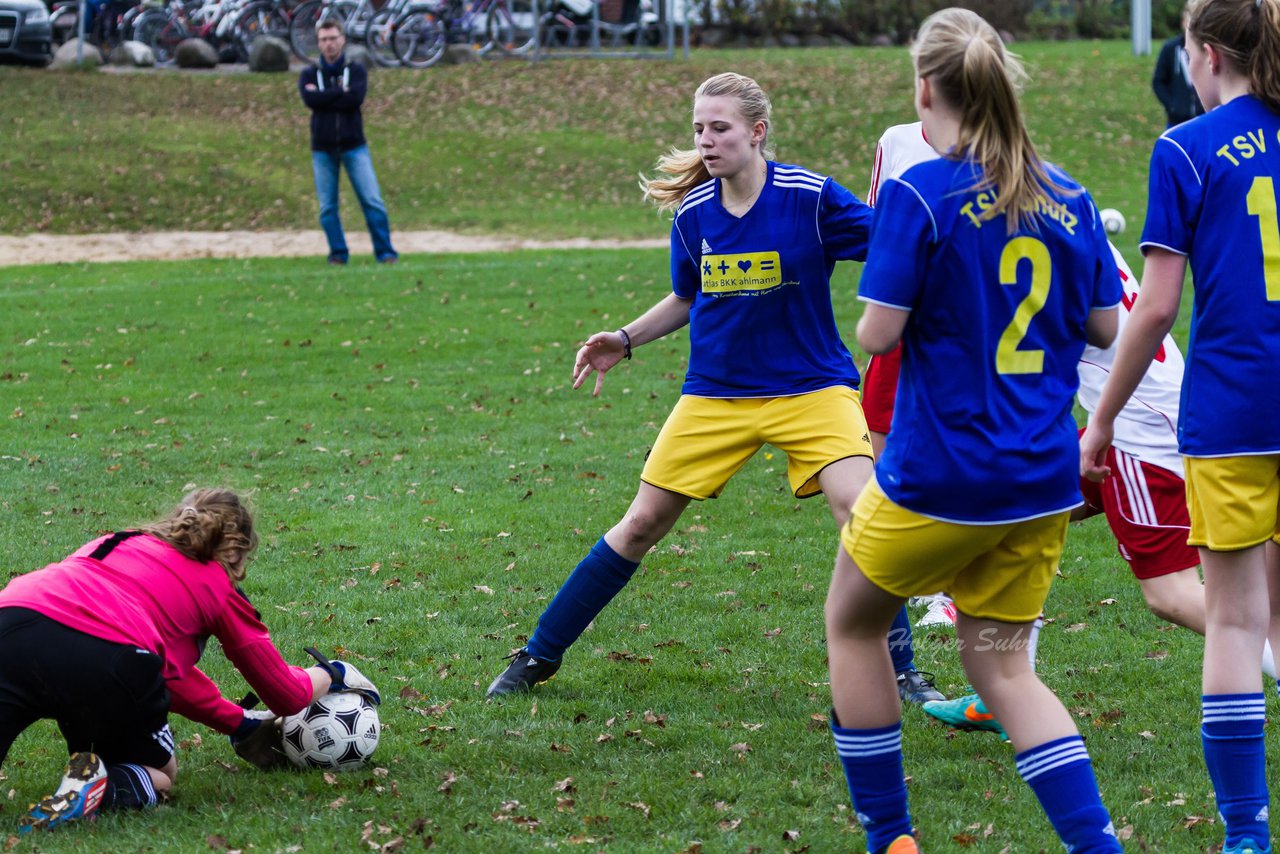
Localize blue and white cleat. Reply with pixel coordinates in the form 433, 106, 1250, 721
1224, 839, 1271, 854
19, 752, 108, 833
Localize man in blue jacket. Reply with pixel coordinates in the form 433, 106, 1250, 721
299, 19, 398, 265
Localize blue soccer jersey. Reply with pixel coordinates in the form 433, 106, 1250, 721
670, 161, 872, 397
860, 158, 1121, 524
1141, 94, 1280, 457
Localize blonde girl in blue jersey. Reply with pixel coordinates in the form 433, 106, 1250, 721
825, 9, 1123, 853
1081, 1, 1280, 851
485, 72, 944, 706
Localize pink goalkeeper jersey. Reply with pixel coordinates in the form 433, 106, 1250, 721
0, 532, 313, 734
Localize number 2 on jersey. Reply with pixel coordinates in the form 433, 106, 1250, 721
1245, 176, 1280, 301
996, 236, 1051, 374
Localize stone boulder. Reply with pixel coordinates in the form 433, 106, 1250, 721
248, 35, 290, 71
49, 38, 105, 69
174, 37, 219, 68
109, 40, 156, 67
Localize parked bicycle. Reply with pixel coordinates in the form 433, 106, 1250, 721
49, 0, 147, 53
387, 0, 532, 68
131, 0, 249, 63
288, 0, 381, 61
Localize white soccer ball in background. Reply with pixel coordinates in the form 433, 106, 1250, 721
281, 692, 380, 771
1100, 208, 1126, 235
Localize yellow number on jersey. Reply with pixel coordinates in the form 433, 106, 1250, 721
1245, 176, 1280, 302
996, 236, 1052, 375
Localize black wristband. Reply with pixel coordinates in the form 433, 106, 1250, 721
617, 328, 632, 360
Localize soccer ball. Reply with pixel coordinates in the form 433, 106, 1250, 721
1099, 207, 1126, 235
280, 692, 380, 771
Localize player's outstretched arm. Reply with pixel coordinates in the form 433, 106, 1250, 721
572, 294, 691, 397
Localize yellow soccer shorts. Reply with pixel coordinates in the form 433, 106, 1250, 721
641, 385, 873, 500
1184, 453, 1280, 551
841, 478, 1070, 623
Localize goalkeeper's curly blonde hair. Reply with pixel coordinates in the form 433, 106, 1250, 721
141, 488, 258, 582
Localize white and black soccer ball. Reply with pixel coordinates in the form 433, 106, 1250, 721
281, 692, 380, 771
1099, 207, 1126, 235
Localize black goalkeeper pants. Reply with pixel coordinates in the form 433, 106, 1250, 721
0, 607, 173, 769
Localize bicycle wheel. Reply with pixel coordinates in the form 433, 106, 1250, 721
233, 0, 289, 60
363, 7, 401, 67
287, 0, 324, 61
484, 0, 533, 54
390, 7, 445, 68
133, 8, 187, 62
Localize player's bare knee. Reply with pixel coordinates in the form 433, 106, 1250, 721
615, 509, 673, 553
152, 758, 177, 793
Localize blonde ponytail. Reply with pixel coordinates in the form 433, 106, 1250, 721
913, 8, 1074, 232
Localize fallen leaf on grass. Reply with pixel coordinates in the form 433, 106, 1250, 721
207, 835, 229, 850
626, 801, 651, 819
474, 585, 494, 595
718, 818, 742, 831
730, 742, 752, 755
438, 771, 457, 794
1145, 649, 1170, 660
552, 777, 575, 793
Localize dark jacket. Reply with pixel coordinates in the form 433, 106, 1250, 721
1152, 34, 1204, 127
298, 55, 368, 153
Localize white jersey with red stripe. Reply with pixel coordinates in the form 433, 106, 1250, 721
867, 122, 936, 204
1077, 245, 1184, 475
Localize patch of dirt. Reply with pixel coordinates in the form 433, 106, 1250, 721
0, 229, 667, 267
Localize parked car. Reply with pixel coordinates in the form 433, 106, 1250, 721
0, 0, 52, 64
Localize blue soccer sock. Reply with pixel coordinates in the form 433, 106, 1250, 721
1202, 693, 1269, 847
525, 537, 640, 662
105, 764, 157, 810
830, 717, 912, 852
1016, 736, 1120, 853
888, 605, 914, 674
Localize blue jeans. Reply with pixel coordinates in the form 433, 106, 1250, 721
311, 146, 397, 262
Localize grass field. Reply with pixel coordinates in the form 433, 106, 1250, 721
0, 41, 1232, 853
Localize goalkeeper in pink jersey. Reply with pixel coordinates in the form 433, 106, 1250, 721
0, 488, 379, 832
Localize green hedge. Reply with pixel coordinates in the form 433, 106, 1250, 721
696, 0, 1189, 43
